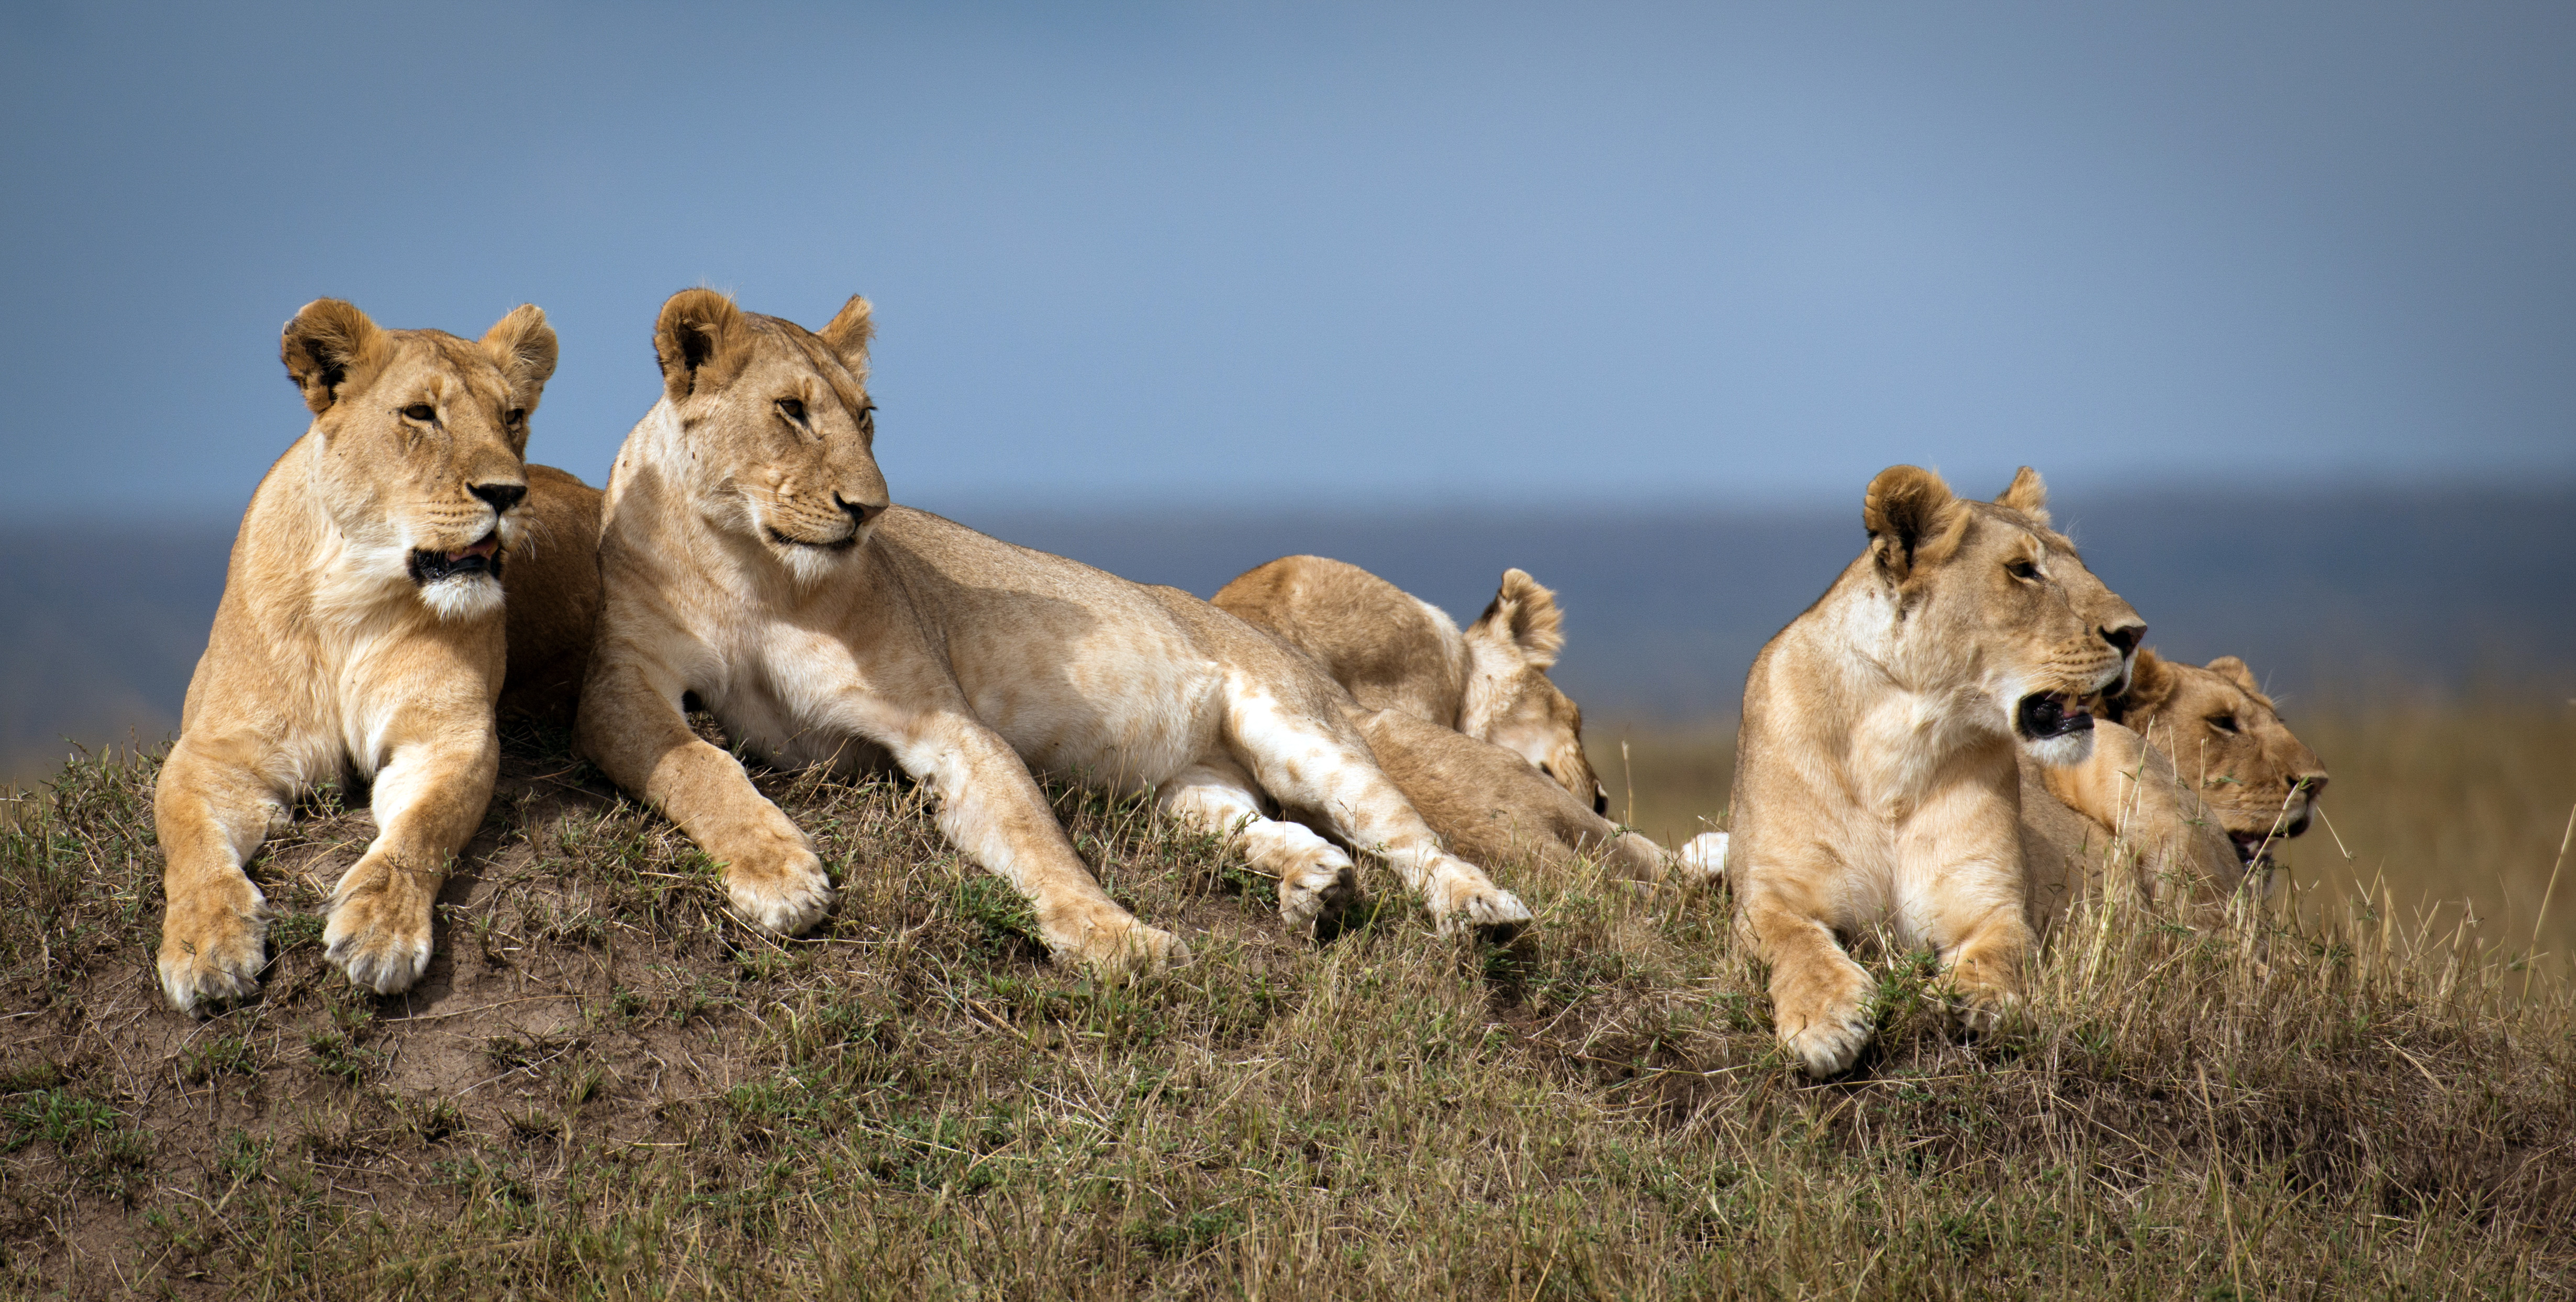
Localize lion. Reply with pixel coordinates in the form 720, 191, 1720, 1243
1214, 556, 1605, 812
573, 290, 1533, 975
1354, 708, 1677, 886
155, 299, 567, 1011
1726, 465, 2145, 1077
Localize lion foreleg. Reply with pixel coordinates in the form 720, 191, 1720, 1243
1735, 869, 1878, 1078
893, 713, 1184, 977
322, 728, 497, 996
579, 658, 833, 933
154, 736, 288, 1011
1154, 761, 1355, 934
1223, 692, 1531, 937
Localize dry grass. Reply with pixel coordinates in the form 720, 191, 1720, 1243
1, 711, 2571, 1299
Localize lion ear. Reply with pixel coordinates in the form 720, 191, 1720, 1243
654, 288, 748, 403
818, 295, 875, 376
2205, 655, 2263, 696
1863, 465, 1959, 582
1993, 466, 2051, 527
1467, 569, 1566, 669
281, 298, 387, 415
2109, 647, 2175, 724
478, 304, 559, 413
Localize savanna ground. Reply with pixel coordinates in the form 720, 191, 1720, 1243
2, 702, 2571, 1299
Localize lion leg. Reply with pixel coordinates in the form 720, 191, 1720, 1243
1903, 793, 2034, 1034
886, 712, 1185, 977
154, 735, 292, 1012
322, 728, 497, 996
579, 658, 834, 933
1155, 760, 1357, 934
1223, 690, 1532, 939
1735, 878, 1878, 1078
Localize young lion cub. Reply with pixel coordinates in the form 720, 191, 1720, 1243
156, 300, 565, 1011
575, 290, 1532, 975
1729, 466, 2145, 1077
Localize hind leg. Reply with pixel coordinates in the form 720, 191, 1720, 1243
1225, 689, 1532, 937
1156, 760, 1357, 933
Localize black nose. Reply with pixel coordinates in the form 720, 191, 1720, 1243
472, 483, 527, 514
2101, 622, 2144, 656
2293, 773, 2328, 798
835, 494, 880, 527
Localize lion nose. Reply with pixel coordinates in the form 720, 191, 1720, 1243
835, 494, 880, 527
471, 483, 527, 514
2292, 773, 2328, 798
2100, 621, 2144, 656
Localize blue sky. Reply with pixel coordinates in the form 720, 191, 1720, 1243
5, 1, 2571, 516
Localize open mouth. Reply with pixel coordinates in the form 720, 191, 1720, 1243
2014, 691, 2094, 742
408, 532, 501, 585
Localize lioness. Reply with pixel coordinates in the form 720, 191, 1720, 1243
1729, 465, 2145, 1077
1214, 556, 1604, 812
574, 290, 1532, 975
156, 299, 564, 1011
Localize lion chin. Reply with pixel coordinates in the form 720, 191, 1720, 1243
417, 571, 506, 621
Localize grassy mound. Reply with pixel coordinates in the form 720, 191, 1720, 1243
2, 726, 2570, 1298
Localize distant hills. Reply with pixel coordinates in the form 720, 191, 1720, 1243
6, 483, 2570, 782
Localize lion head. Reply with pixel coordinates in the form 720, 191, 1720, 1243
1456, 569, 1605, 814
2105, 649, 2328, 863
281, 298, 557, 621
1861, 465, 2146, 767
648, 288, 888, 586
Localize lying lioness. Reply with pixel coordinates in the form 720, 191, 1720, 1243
155, 299, 571, 1010
1215, 556, 1605, 811
1729, 465, 2145, 1077
574, 290, 1533, 975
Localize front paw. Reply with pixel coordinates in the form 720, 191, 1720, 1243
1780, 1000, 1877, 1078
720, 841, 834, 934
1277, 860, 1358, 936
1772, 957, 1879, 1078
1046, 910, 1189, 980
324, 859, 436, 996
1941, 980, 2023, 1038
1678, 832, 1730, 885
159, 885, 270, 1013
1425, 870, 1535, 943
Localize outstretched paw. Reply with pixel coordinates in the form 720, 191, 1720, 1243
1678, 832, 1730, 886
1051, 912, 1190, 981
1428, 873, 1535, 944
722, 845, 834, 934
158, 888, 270, 1014
1781, 1002, 1877, 1078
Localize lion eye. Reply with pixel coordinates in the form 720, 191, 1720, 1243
401, 403, 436, 422
857, 404, 876, 432
2005, 559, 2039, 581
506, 407, 527, 425
2209, 715, 2240, 735
776, 397, 807, 424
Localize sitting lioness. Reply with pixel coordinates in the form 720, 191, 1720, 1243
1729, 465, 2145, 1077
1214, 556, 1605, 812
156, 299, 567, 1011
574, 290, 1533, 974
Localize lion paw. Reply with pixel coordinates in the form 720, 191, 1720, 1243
1678, 832, 1730, 885
158, 888, 270, 1013
1277, 861, 1358, 936
1944, 984, 2022, 1038
723, 847, 834, 934
1780, 999, 1877, 1078
1428, 873, 1535, 943
1051, 913, 1189, 980
325, 864, 436, 996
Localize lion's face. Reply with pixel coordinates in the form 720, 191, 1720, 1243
1863, 465, 2146, 768
2111, 649, 2328, 863
651, 290, 888, 586
1458, 568, 1606, 814
281, 299, 557, 621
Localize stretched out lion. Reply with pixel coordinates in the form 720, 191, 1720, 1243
155, 299, 583, 1011
1727, 465, 2144, 1077
573, 290, 1533, 975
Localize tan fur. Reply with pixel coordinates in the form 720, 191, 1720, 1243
1727, 465, 2146, 1077
155, 299, 562, 1011
575, 291, 1532, 977
1351, 710, 1671, 885
496, 464, 604, 725
1214, 556, 1604, 811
